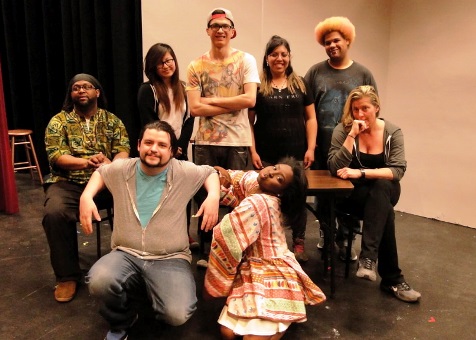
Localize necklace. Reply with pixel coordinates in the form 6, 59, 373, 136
271, 77, 287, 92
71, 110, 98, 150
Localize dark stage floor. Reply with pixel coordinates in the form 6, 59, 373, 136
1, 174, 475, 339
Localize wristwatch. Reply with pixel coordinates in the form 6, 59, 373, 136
360, 169, 366, 179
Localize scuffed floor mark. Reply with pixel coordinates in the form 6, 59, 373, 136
22, 284, 49, 300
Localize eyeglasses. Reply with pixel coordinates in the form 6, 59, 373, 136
158, 58, 175, 68
208, 23, 233, 32
72, 84, 96, 92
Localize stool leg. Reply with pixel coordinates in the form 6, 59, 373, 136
10, 136, 15, 169
23, 136, 34, 180
27, 134, 43, 184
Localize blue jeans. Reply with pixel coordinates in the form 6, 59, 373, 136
86, 250, 197, 330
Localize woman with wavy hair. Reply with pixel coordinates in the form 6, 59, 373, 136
328, 85, 421, 303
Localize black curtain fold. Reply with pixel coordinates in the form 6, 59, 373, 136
1, 0, 143, 176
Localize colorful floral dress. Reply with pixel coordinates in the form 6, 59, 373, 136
204, 170, 326, 323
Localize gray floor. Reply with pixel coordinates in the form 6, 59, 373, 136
1, 173, 475, 340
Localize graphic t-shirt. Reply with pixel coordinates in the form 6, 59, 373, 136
186, 49, 260, 146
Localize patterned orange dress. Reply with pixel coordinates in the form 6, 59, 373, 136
204, 170, 326, 323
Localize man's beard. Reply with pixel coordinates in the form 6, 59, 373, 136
140, 154, 169, 168
73, 97, 95, 112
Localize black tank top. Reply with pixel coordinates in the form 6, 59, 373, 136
351, 151, 385, 169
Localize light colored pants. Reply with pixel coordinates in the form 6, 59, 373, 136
86, 250, 197, 330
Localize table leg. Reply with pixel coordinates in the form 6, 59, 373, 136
306, 196, 336, 297
329, 195, 336, 297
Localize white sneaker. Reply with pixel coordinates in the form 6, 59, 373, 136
197, 259, 208, 268
356, 257, 377, 281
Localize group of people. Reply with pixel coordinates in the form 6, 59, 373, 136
41, 7, 420, 340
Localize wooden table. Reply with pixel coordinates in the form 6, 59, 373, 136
305, 170, 354, 297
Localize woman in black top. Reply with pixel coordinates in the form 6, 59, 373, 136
249, 35, 317, 262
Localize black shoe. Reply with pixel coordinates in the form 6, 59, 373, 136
338, 243, 358, 262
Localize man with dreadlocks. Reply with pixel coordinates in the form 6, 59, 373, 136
43, 73, 130, 303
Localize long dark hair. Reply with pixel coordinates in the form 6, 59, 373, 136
260, 35, 306, 96
278, 156, 308, 228
143, 43, 185, 114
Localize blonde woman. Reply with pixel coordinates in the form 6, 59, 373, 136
328, 85, 421, 303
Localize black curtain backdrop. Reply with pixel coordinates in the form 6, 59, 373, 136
0, 0, 143, 175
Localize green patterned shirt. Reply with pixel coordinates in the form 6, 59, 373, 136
44, 109, 130, 184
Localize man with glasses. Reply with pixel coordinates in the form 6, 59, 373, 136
43, 73, 130, 303
186, 8, 260, 268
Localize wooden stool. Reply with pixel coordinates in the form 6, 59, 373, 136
8, 129, 43, 184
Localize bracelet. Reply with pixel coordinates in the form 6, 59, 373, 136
348, 134, 356, 139
360, 168, 366, 179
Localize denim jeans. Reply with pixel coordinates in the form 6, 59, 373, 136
86, 250, 197, 330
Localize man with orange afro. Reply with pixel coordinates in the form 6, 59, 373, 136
304, 16, 377, 259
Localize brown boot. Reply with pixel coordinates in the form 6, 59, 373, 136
293, 238, 309, 262
54, 281, 77, 302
